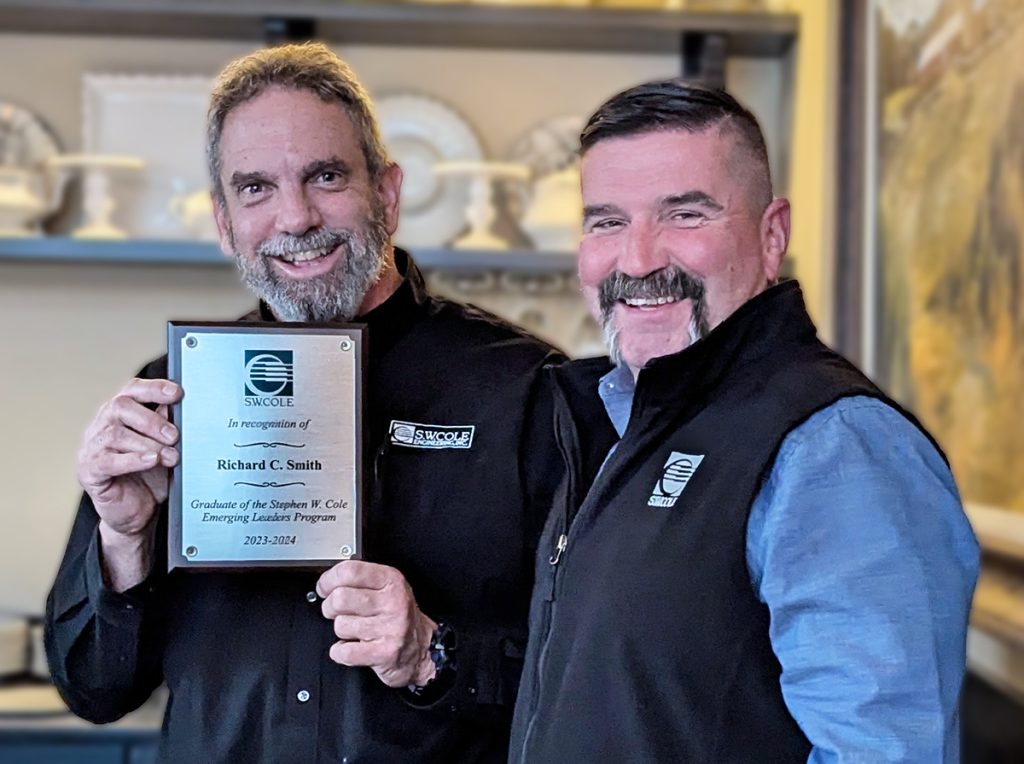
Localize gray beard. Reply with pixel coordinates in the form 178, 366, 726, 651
232, 210, 390, 323
598, 265, 709, 367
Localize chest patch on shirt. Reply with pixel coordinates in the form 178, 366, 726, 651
647, 451, 705, 507
389, 420, 475, 450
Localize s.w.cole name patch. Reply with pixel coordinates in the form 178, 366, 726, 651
389, 420, 475, 450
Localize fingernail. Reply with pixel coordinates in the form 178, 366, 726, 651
162, 425, 176, 440
163, 384, 177, 396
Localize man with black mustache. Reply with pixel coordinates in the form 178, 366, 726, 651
44, 43, 561, 763
510, 81, 979, 762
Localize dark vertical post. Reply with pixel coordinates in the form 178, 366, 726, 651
681, 32, 727, 88
833, 0, 869, 363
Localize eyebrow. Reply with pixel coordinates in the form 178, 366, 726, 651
301, 157, 352, 182
583, 191, 725, 223
229, 170, 272, 190
582, 203, 625, 222
660, 191, 724, 212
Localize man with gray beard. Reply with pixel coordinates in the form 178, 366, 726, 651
45, 43, 563, 763
510, 80, 978, 763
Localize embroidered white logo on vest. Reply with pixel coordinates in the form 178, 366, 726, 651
647, 452, 704, 507
389, 420, 475, 450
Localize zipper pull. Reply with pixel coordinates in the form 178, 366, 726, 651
549, 533, 567, 566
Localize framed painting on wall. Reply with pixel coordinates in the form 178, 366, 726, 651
862, 0, 1024, 689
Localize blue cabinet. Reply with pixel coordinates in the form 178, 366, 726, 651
0, 728, 159, 763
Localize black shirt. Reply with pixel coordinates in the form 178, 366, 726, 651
45, 252, 563, 763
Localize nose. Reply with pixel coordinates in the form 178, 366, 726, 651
275, 183, 323, 236
618, 218, 668, 278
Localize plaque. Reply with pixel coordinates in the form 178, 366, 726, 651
167, 322, 365, 570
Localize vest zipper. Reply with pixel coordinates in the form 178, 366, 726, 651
548, 534, 567, 566
518, 382, 579, 763
519, 375, 647, 762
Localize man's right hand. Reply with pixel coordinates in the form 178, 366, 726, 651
76, 378, 183, 591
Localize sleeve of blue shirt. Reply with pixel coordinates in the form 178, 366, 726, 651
746, 395, 980, 763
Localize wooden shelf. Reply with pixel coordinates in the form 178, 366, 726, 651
0, 237, 578, 273
0, 0, 797, 57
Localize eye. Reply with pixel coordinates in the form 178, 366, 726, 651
239, 182, 264, 197
668, 210, 705, 226
588, 218, 624, 233
313, 170, 346, 187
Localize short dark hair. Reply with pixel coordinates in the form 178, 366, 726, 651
580, 79, 773, 210
207, 42, 390, 207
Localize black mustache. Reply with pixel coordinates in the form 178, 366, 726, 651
598, 266, 705, 314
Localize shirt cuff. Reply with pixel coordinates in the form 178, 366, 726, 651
85, 529, 154, 629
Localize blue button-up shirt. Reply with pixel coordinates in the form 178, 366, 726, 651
598, 364, 979, 762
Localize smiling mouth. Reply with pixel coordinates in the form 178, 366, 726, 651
275, 245, 336, 264
621, 296, 683, 308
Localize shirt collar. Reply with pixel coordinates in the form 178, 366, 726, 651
598, 363, 636, 438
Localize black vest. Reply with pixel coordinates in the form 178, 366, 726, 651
512, 282, 922, 763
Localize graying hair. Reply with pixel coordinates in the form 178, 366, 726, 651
206, 42, 390, 206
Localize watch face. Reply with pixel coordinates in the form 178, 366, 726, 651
0, 100, 61, 168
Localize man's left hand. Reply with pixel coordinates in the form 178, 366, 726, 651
316, 560, 437, 688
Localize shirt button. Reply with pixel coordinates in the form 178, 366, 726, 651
296, 689, 311, 703
305, 591, 317, 603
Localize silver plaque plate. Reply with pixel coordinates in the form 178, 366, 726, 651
167, 322, 364, 570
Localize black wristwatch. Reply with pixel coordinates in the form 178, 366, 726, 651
409, 621, 457, 696
427, 621, 457, 678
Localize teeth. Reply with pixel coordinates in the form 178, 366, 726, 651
623, 296, 681, 307
280, 247, 331, 263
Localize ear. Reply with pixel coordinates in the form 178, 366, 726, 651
375, 162, 403, 237
212, 193, 235, 259
759, 197, 790, 282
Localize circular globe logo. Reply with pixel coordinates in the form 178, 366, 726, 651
658, 456, 695, 498
391, 424, 416, 444
245, 352, 292, 396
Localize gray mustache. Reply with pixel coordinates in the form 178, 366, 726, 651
598, 266, 705, 314
256, 228, 349, 258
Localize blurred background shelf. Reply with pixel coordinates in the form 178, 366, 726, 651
0, 237, 579, 273
0, 1, 797, 57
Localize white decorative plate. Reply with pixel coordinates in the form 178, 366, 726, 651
375, 93, 483, 248
83, 74, 213, 239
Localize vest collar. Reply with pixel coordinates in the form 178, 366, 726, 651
634, 280, 817, 407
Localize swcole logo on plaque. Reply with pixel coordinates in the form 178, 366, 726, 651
244, 350, 294, 399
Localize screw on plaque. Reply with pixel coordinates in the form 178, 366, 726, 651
340, 545, 353, 558
340, 339, 353, 352
185, 336, 198, 348
185, 546, 198, 557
